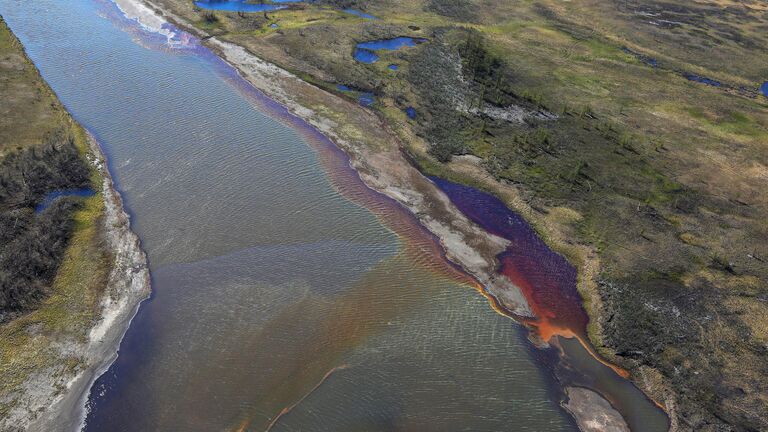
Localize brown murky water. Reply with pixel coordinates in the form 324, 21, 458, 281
0, 1, 583, 430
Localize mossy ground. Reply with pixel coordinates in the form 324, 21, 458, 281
0, 17, 111, 419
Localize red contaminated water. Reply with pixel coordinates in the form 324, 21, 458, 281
429, 178, 589, 337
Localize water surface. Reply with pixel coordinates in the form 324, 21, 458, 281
35, 188, 95, 213
431, 178, 669, 432
343, 8, 377, 20
193, 0, 285, 12
353, 37, 426, 64
1, 1, 578, 431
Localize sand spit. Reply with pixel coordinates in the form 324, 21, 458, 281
16, 134, 151, 432
563, 387, 630, 432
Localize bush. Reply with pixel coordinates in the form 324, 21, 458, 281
0, 134, 91, 321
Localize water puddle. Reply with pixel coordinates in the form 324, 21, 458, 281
336, 84, 375, 107
35, 188, 96, 213
683, 72, 721, 87
342, 8, 377, 20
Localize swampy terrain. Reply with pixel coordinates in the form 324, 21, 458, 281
148, 0, 768, 430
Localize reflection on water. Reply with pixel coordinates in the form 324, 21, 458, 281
0, 0, 578, 430
431, 180, 669, 432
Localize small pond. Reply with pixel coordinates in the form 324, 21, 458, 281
35, 188, 95, 213
353, 37, 426, 64
683, 72, 721, 87
336, 84, 375, 107
760, 81, 768, 97
343, 9, 377, 19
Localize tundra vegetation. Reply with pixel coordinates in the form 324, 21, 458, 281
0, 16, 112, 419
134, 0, 768, 430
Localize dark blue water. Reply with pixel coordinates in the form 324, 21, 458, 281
683, 73, 721, 87
404, 106, 416, 119
358, 92, 375, 107
621, 47, 657, 67
343, 8, 377, 19
336, 84, 375, 106
388, 63, 398, 70
761, 81, 768, 97
193, 0, 285, 12
35, 188, 96, 213
353, 37, 426, 63
353, 48, 379, 63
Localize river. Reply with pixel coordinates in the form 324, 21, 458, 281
0, 0, 667, 431
1, 0, 578, 430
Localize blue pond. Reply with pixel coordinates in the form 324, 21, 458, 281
358, 92, 375, 107
35, 188, 95, 213
353, 48, 379, 64
269, 23, 278, 28
388, 64, 399, 71
353, 37, 426, 64
193, 1, 286, 12
761, 81, 768, 97
343, 9, 377, 19
405, 106, 416, 119
683, 73, 721, 87
336, 84, 375, 107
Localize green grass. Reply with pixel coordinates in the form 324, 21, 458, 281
0, 18, 112, 419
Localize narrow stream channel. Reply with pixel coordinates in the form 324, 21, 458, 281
0, 0, 666, 431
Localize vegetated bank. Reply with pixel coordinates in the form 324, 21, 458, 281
0, 16, 150, 431
123, 0, 768, 430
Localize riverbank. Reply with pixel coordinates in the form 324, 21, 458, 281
146, 0, 768, 429
112, 0, 651, 429
0, 18, 149, 432
120, 0, 535, 313
27, 131, 151, 432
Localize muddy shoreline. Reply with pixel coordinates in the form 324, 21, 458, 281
127, 0, 534, 317
110, 0, 641, 430
24, 133, 151, 432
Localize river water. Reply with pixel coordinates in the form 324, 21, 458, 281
0, 0, 586, 430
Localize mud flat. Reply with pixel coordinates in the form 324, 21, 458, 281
563, 387, 629, 432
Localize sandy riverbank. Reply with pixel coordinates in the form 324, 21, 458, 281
20, 133, 150, 432
123, 0, 533, 318
92, 1, 634, 430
